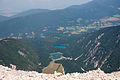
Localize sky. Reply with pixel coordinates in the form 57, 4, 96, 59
0, 0, 92, 16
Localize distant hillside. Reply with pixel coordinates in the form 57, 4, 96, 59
0, 15, 9, 22
56, 25, 120, 73
0, 38, 39, 71
0, 0, 120, 38
12, 9, 51, 18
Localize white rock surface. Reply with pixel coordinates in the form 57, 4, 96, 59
0, 65, 120, 80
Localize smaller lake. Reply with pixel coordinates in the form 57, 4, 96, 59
54, 45, 67, 49
50, 52, 63, 59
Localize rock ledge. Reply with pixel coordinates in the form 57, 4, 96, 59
0, 65, 120, 80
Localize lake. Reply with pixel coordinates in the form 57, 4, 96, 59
50, 52, 63, 59
54, 45, 67, 48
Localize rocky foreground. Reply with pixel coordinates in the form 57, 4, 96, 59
0, 65, 120, 80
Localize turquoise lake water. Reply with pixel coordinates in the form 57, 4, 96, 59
50, 52, 63, 59
54, 45, 67, 48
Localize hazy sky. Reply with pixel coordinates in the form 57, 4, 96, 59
0, 0, 92, 16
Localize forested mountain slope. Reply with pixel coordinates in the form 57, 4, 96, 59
56, 25, 120, 73
0, 38, 39, 71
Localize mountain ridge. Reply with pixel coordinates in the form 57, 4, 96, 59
11, 9, 51, 18
0, 0, 120, 38
0, 15, 9, 22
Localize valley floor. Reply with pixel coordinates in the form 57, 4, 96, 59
0, 65, 120, 80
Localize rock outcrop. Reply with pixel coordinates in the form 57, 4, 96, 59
0, 65, 120, 80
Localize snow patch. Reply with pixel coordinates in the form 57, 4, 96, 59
94, 61, 99, 68
81, 67, 85, 71
18, 50, 26, 57
74, 54, 83, 61
98, 33, 104, 39
100, 51, 112, 68
86, 40, 91, 47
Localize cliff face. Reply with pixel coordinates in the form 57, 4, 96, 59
0, 65, 120, 80
57, 26, 120, 73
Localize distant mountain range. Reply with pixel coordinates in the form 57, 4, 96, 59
11, 9, 51, 18
0, 15, 9, 22
0, 0, 120, 38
